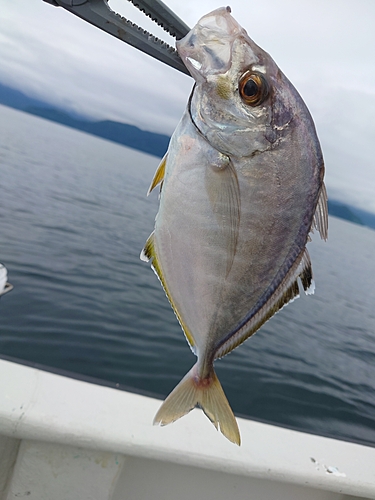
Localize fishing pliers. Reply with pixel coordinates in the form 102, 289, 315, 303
42, 0, 191, 76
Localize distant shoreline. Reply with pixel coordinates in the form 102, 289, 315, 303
0, 83, 374, 231
0, 82, 169, 158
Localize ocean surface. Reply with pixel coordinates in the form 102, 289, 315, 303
1, 104, 375, 447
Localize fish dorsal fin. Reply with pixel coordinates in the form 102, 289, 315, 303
140, 231, 196, 352
312, 182, 328, 241
205, 156, 240, 276
215, 247, 313, 359
147, 153, 168, 196
296, 247, 315, 295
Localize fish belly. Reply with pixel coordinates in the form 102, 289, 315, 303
153, 112, 319, 358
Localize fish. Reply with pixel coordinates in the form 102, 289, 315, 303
141, 6, 328, 445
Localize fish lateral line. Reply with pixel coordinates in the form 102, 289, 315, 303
214, 247, 314, 360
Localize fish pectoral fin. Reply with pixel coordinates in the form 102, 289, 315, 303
205, 157, 240, 276
147, 153, 168, 196
153, 364, 240, 445
312, 182, 328, 241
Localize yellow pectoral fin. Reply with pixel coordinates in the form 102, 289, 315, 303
147, 153, 168, 195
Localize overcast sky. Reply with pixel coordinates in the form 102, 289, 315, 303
1, 0, 375, 214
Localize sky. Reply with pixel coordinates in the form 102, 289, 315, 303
1, 0, 375, 214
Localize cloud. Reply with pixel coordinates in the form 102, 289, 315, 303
0, 0, 192, 133
1, 0, 375, 213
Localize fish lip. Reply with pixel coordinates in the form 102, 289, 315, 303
176, 43, 206, 83
176, 7, 243, 82
186, 57, 202, 71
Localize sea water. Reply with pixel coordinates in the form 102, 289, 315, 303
1, 104, 375, 446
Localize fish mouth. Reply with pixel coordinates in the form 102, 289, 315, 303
176, 7, 243, 82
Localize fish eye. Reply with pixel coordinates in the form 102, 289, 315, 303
239, 72, 269, 106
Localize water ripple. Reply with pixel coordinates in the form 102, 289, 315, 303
1, 106, 375, 446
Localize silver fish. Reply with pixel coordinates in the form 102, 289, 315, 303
141, 7, 328, 445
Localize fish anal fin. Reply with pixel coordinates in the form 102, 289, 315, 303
312, 182, 328, 241
215, 248, 313, 359
153, 364, 240, 445
205, 157, 240, 276
140, 231, 155, 262
248, 277, 300, 341
147, 153, 168, 196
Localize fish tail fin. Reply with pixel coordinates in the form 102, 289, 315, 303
153, 365, 241, 445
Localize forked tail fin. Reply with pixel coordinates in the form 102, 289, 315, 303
153, 365, 241, 445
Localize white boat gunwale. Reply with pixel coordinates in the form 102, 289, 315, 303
1, 357, 374, 500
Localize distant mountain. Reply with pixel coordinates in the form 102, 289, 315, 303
0, 82, 374, 231
348, 205, 375, 230
327, 200, 364, 226
0, 82, 169, 158
0, 82, 50, 112
23, 106, 170, 158
328, 200, 375, 230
